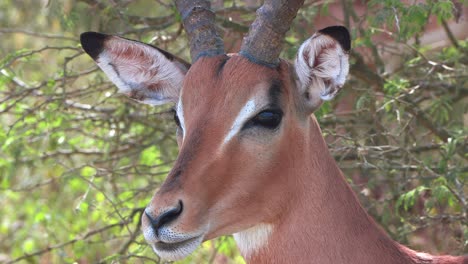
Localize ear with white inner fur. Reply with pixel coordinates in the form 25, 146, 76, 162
294, 26, 351, 112
80, 32, 190, 105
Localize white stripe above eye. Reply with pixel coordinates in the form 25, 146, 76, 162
222, 99, 257, 145
177, 97, 186, 139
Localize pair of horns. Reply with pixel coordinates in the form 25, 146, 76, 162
176, 0, 305, 67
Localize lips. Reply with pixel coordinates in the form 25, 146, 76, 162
151, 235, 204, 261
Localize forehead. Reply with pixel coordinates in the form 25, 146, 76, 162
181, 55, 283, 113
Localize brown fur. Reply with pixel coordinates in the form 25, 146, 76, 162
82, 17, 466, 264
144, 55, 466, 263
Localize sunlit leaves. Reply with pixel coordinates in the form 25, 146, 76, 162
396, 186, 429, 214
80, 166, 96, 177
395, 179, 458, 217
384, 77, 410, 96
433, 1, 454, 22
399, 4, 429, 38
368, 0, 456, 41
140, 145, 160, 167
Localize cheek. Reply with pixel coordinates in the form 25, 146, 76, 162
245, 143, 275, 165
210, 144, 281, 224
231, 140, 280, 189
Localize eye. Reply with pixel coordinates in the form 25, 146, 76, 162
250, 109, 283, 129
173, 109, 181, 127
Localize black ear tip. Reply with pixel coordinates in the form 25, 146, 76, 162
80, 31, 109, 60
318, 26, 351, 52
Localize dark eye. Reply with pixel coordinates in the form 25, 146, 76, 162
251, 110, 282, 129
173, 110, 181, 127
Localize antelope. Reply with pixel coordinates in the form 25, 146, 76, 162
80, 0, 467, 263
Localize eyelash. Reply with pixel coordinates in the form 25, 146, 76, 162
243, 109, 283, 130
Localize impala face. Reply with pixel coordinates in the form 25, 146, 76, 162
144, 56, 294, 260
81, 18, 350, 262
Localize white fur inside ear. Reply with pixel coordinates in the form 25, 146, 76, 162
295, 33, 349, 105
95, 37, 186, 105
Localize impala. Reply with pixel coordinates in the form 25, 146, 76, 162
80, 0, 466, 263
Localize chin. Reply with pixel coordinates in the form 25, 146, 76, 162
151, 235, 204, 261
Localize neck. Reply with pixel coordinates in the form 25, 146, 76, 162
234, 116, 432, 264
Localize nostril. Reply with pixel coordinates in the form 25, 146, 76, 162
146, 200, 184, 234
157, 200, 183, 229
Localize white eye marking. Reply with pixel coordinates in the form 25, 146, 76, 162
177, 97, 186, 139
222, 99, 257, 145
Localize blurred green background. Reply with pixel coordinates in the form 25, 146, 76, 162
0, 0, 466, 263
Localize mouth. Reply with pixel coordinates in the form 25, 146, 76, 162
151, 235, 204, 261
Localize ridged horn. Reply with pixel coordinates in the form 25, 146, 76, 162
175, 0, 225, 62
240, 0, 305, 67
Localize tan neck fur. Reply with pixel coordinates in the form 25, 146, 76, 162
241, 116, 427, 264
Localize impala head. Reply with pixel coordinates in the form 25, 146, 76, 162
80, 0, 350, 261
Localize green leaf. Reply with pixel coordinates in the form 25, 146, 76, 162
22, 238, 35, 253
69, 178, 86, 192
95, 192, 105, 203
140, 145, 160, 166
81, 166, 96, 177
34, 211, 47, 222
396, 186, 429, 214
384, 77, 410, 95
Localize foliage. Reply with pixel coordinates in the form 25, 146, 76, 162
0, 0, 466, 263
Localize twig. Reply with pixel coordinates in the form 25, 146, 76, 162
7, 221, 129, 263
0, 28, 77, 41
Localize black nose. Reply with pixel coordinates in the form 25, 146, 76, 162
145, 200, 183, 236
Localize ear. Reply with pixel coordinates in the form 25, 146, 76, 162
80, 32, 190, 105
294, 26, 351, 112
